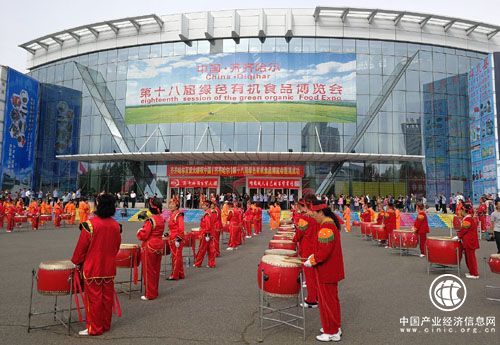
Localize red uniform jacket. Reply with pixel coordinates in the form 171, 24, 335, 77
252, 207, 262, 221
476, 203, 487, 217
137, 214, 165, 252
213, 207, 222, 230
30, 204, 40, 217
200, 210, 213, 237
413, 211, 430, 234
292, 213, 318, 258
376, 211, 385, 225
244, 207, 254, 222
310, 218, 345, 284
210, 209, 221, 231
457, 215, 479, 250
227, 208, 242, 227
384, 209, 397, 232
168, 210, 185, 241
360, 210, 371, 223
7, 204, 16, 217
71, 217, 122, 279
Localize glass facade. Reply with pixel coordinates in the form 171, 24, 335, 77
28, 37, 486, 197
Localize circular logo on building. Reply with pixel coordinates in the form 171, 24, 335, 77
429, 274, 467, 312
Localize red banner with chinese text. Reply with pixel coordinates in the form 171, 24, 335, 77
169, 178, 218, 188
167, 165, 304, 177
248, 178, 301, 189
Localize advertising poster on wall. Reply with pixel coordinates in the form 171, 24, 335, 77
125, 53, 356, 123
468, 54, 498, 202
36, 83, 82, 190
0, 68, 39, 191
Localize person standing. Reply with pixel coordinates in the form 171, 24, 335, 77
0, 199, 5, 229
226, 202, 242, 250
304, 200, 345, 342
167, 200, 185, 280
30, 199, 41, 231
268, 201, 281, 231
129, 191, 136, 208
79, 198, 91, 223
194, 201, 216, 267
412, 202, 430, 257
251, 202, 263, 235
71, 193, 122, 336
64, 200, 77, 225
137, 198, 165, 300
454, 204, 480, 279
343, 206, 351, 232
54, 200, 63, 228
211, 202, 223, 257
244, 201, 254, 238
489, 201, 500, 254
476, 197, 488, 233
384, 203, 397, 248
5, 200, 16, 232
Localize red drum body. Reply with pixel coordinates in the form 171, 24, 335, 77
391, 230, 418, 248
280, 219, 293, 226
60, 214, 71, 220
273, 234, 293, 241
264, 249, 297, 257
278, 226, 295, 232
257, 255, 301, 297
268, 240, 297, 251
426, 237, 462, 265
37, 260, 75, 295
371, 224, 387, 240
361, 222, 371, 236
452, 216, 462, 230
277, 231, 295, 236
15, 215, 28, 223
116, 244, 141, 268
488, 254, 500, 274
40, 214, 52, 221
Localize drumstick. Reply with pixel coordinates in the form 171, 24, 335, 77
282, 257, 306, 265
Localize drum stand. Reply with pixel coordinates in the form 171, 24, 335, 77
426, 247, 461, 276
115, 256, 143, 299
483, 258, 500, 302
257, 271, 306, 342
27, 269, 83, 335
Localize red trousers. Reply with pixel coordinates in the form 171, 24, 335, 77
418, 233, 427, 255
142, 247, 162, 299
244, 221, 252, 236
84, 279, 115, 335
214, 230, 221, 256
31, 216, 39, 230
6, 216, 14, 231
315, 278, 341, 335
54, 214, 61, 227
479, 216, 487, 232
464, 248, 479, 276
303, 266, 318, 304
195, 238, 216, 267
253, 220, 262, 234
228, 225, 241, 248
168, 241, 185, 279
0, 215, 4, 228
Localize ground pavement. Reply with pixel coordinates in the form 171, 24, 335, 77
0, 222, 498, 345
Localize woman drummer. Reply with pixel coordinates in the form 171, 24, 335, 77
454, 204, 480, 279
304, 200, 345, 342
167, 199, 185, 280
137, 198, 166, 300
411, 202, 430, 257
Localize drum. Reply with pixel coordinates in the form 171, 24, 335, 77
257, 254, 301, 297
268, 240, 297, 251
37, 260, 75, 295
452, 216, 462, 230
488, 254, 500, 274
15, 215, 28, 223
264, 249, 297, 257
426, 236, 462, 265
278, 226, 295, 232
277, 231, 295, 236
371, 224, 387, 240
116, 244, 141, 268
60, 213, 71, 220
280, 219, 293, 226
273, 234, 293, 241
391, 230, 418, 248
361, 222, 371, 236
40, 214, 52, 221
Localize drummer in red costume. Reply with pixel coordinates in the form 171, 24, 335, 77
30, 199, 41, 231
293, 196, 319, 308
194, 201, 217, 268
453, 204, 480, 279
54, 200, 63, 228
227, 202, 243, 250
360, 203, 371, 223
412, 202, 430, 257
244, 201, 254, 238
137, 198, 165, 300
210, 202, 223, 257
167, 200, 185, 280
476, 197, 488, 232
252, 202, 263, 235
71, 193, 122, 336
375, 202, 385, 225
384, 203, 397, 248
6, 200, 16, 233
304, 200, 345, 342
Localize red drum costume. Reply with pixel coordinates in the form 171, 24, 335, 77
252, 206, 262, 235
309, 218, 345, 336
360, 208, 371, 223
30, 204, 40, 230
376, 210, 385, 225
413, 210, 430, 255
54, 202, 63, 228
6, 203, 16, 232
476, 202, 488, 232
244, 207, 254, 237
293, 213, 319, 305
71, 217, 122, 336
195, 210, 216, 268
137, 214, 165, 299
227, 207, 243, 249
457, 215, 480, 277
384, 209, 397, 247
168, 210, 185, 280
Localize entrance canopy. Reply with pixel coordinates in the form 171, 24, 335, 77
56, 151, 424, 163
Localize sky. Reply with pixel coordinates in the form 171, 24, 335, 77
1, 0, 499, 72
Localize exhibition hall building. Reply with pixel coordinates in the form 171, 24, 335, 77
2, 7, 500, 202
